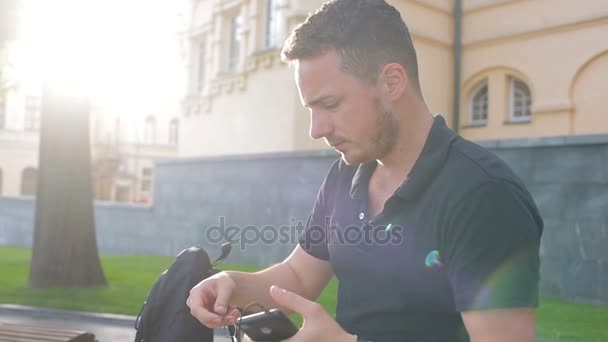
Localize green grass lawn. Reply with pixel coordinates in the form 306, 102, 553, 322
1, 246, 606, 341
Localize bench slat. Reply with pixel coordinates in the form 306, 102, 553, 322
0, 323, 95, 342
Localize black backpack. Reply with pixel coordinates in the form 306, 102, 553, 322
134, 243, 232, 342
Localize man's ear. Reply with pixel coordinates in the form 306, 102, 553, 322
379, 63, 408, 101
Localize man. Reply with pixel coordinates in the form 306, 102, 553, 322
187, 0, 543, 341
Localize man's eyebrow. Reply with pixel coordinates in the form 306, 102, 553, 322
305, 95, 339, 108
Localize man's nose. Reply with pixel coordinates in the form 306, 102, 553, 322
309, 110, 333, 140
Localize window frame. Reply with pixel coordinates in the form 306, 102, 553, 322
469, 80, 489, 126
24, 96, 41, 132
264, 0, 282, 49
20, 167, 38, 196
197, 39, 207, 92
144, 116, 156, 144
509, 78, 532, 123
169, 118, 179, 145
227, 11, 243, 73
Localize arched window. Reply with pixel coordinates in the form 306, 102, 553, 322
21, 167, 38, 196
169, 118, 179, 145
510, 78, 532, 122
144, 116, 156, 144
469, 81, 488, 125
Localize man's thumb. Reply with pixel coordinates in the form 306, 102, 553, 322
214, 285, 231, 315
269, 285, 311, 316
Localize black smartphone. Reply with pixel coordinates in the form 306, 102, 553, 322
237, 308, 298, 341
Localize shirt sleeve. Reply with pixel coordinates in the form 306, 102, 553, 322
442, 180, 543, 312
298, 159, 342, 261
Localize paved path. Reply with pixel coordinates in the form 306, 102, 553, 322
0, 304, 231, 342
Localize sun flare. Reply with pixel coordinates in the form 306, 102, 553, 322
14, 0, 186, 109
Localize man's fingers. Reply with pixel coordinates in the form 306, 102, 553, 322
189, 301, 226, 328
227, 307, 241, 319
214, 284, 232, 315
188, 283, 226, 328
269, 285, 318, 317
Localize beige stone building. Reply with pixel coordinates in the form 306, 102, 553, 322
180, 0, 608, 157
91, 101, 180, 203
0, 83, 179, 203
0, 77, 42, 198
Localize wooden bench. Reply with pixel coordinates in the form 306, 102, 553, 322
0, 323, 96, 342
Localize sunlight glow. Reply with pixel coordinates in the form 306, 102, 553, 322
15, 0, 186, 109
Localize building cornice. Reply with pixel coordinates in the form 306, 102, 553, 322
411, 0, 453, 15
183, 48, 285, 116
212, 0, 243, 14
188, 22, 213, 38
476, 133, 608, 150
157, 149, 339, 167
463, 0, 527, 15
410, 31, 453, 48
464, 12, 608, 49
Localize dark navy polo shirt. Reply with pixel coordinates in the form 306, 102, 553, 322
299, 115, 543, 342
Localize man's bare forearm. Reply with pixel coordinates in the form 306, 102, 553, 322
225, 261, 306, 313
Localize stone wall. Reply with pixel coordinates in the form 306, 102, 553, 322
1, 136, 607, 304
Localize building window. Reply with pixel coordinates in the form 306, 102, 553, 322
228, 12, 243, 72
265, 0, 282, 49
0, 97, 6, 130
141, 167, 153, 193
169, 118, 179, 145
198, 40, 207, 92
141, 179, 152, 193
114, 117, 121, 143
24, 96, 41, 131
144, 116, 156, 144
510, 78, 532, 122
21, 167, 38, 196
0, 168, 3, 195
115, 185, 130, 202
469, 81, 488, 125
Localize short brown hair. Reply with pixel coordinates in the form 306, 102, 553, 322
281, 0, 421, 93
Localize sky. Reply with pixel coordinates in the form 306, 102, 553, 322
11, 0, 189, 115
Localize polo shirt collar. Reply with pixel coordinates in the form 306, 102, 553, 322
349, 114, 457, 201
396, 114, 457, 200
350, 159, 377, 200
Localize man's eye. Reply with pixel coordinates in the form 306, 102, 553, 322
325, 102, 339, 110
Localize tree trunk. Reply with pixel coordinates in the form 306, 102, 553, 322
29, 85, 107, 288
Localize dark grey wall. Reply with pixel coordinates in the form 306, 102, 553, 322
0, 150, 338, 266
1, 136, 606, 305
477, 135, 608, 306
152, 150, 338, 265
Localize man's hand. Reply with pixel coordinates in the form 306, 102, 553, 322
186, 271, 241, 328
269, 285, 355, 342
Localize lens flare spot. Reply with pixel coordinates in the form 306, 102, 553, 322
425, 250, 443, 268
384, 223, 393, 232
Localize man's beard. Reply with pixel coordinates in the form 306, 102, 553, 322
373, 102, 399, 159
